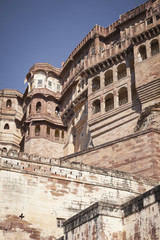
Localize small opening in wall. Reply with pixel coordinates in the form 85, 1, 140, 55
156, 15, 160, 21
4, 123, 9, 130
6, 99, 12, 108
147, 17, 153, 25
57, 218, 65, 228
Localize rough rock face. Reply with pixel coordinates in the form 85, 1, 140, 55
135, 103, 160, 132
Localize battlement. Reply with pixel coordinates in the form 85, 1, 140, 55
0, 147, 158, 187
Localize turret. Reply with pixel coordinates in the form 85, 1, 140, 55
21, 63, 66, 158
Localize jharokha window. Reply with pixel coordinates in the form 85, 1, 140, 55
35, 125, 40, 136
36, 102, 41, 112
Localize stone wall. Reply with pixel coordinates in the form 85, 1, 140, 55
61, 129, 160, 181
63, 185, 160, 240
0, 148, 156, 240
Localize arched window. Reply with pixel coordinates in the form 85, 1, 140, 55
36, 102, 41, 112
61, 130, 64, 139
4, 123, 9, 129
6, 99, 12, 108
55, 129, 60, 140
46, 126, 50, 136
105, 93, 114, 112
119, 87, 128, 106
81, 79, 84, 89
29, 105, 31, 114
92, 77, 100, 92
2, 147, 7, 152
117, 63, 127, 80
35, 125, 40, 136
55, 106, 60, 116
138, 45, 147, 62
105, 70, 113, 86
151, 39, 159, 56
92, 99, 101, 114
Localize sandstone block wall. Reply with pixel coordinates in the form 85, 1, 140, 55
0, 149, 156, 240
61, 129, 160, 181
63, 185, 160, 240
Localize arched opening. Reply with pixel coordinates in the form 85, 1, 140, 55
55, 106, 60, 116
36, 102, 41, 112
92, 99, 101, 114
2, 147, 7, 152
119, 87, 128, 106
4, 123, 9, 129
151, 39, 159, 56
105, 70, 113, 86
105, 93, 114, 112
29, 105, 31, 114
117, 63, 127, 80
55, 129, 60, 140
46, 126, 50, 136
35, 125, 40, 136
6, 99, 12, 108
81, 79, 84, 89
92, 77, 100, 92
138, 45, 147, 62
61, 130, 64, 141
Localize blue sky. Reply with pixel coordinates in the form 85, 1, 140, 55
0, 0, 146, 93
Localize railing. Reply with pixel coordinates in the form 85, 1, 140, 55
105, 104, 114, 112
119, 98, 128, 106
105, 78, 113, 86
118, 72, 127, 80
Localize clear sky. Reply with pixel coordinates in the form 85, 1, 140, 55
0, 0, 146, 93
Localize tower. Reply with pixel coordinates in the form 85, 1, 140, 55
21, 63, 66, 158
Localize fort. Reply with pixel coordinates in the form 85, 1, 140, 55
0, 0, 160, 239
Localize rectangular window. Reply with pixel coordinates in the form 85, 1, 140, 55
147, 17, 153, 25
91, 47, 95, 56
48, 81, 52, 88
38, 80, 42, 87
57, 218, 65, 228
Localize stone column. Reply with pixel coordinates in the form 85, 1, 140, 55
113, 65, 117, 82
114, 89, 119, 108
146, 40, 151, 58
101, 95, 105, 115
100, 72, 104, 89
127, 81, 132, 103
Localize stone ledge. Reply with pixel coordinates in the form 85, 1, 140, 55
64, 201, 121, 233
63, 184, 160, 233
121, 184, 160, 217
